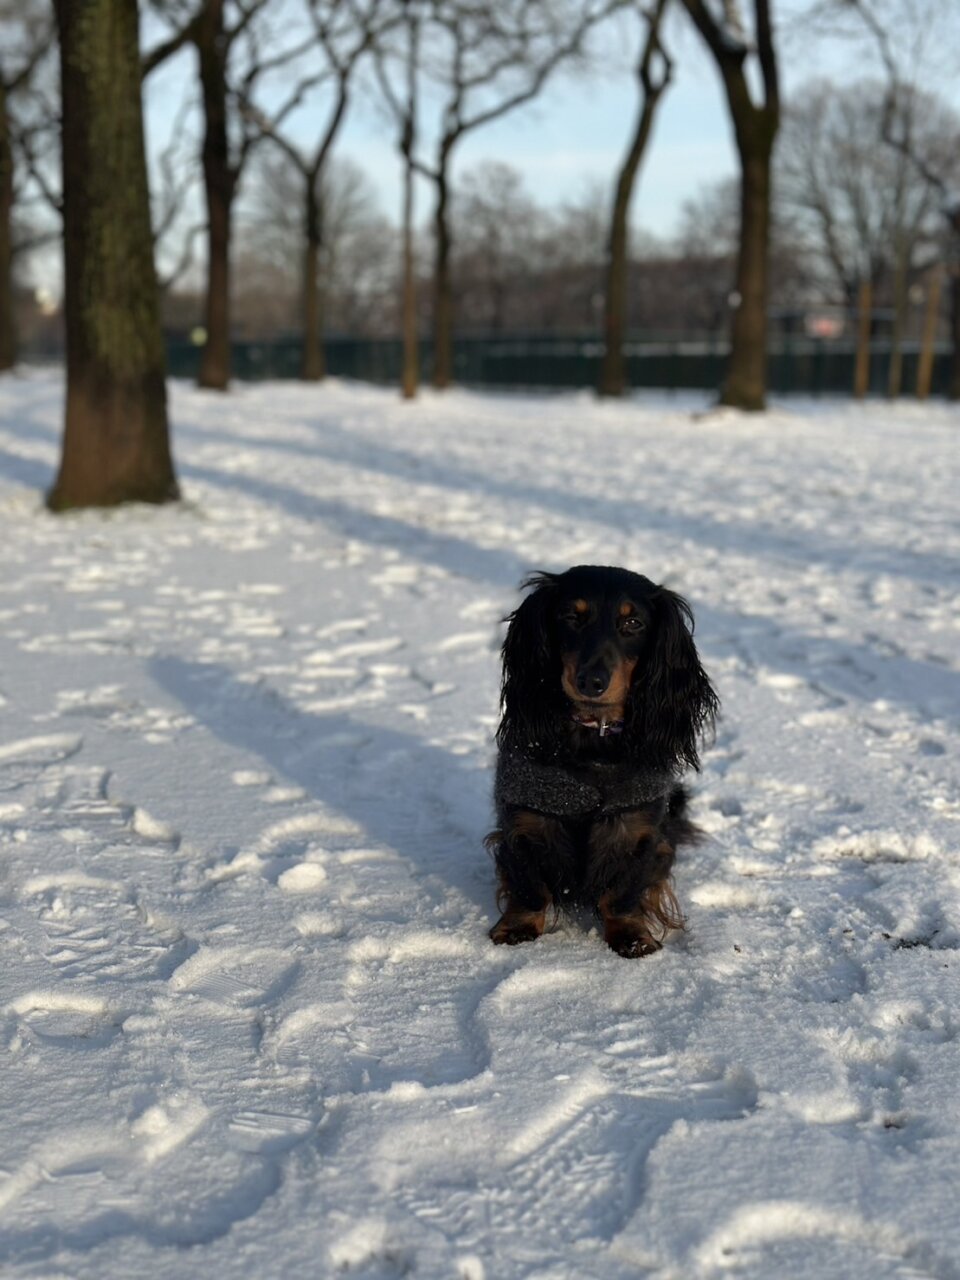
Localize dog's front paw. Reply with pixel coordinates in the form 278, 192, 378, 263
490, 911, 545, 946
605, 925, 662, 958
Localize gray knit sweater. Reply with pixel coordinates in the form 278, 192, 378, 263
495, 747, 676, 818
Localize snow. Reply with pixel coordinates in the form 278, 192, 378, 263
1, 368, 959, 1278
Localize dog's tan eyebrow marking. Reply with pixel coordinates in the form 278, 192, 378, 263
619, 601, 635, 616
573, 599, 589, 615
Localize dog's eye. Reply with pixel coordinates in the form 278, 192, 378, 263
620, 615, 646, 634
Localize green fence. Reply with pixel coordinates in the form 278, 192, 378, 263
164, 335, 954, 397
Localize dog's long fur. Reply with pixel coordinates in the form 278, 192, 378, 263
487, 565, 718, 958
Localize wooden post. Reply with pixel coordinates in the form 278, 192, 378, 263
854, 278, 872, 399
916, 265, 942, 401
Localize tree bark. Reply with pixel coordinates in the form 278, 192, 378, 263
949, 208, 960, 401
724, 137, 774, 411
887, 247, 906, 399
49, 0, 177, 511
300, 176, 325, 380
0, 81, 16, 372
197, 0, 234, 391
681, 0, 779, 411
401, 152, 418, 400
431, 155, 453, 389
915, 265, 941, 401
853, 277, 872, 399
599, 0, 670, 399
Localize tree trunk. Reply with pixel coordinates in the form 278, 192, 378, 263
48, 0, 177, 511
0, 81, 16, 372
401, 154, 418, 400
599, 165, 635, 398
431, 159, 453, 390
300, 178, 324, 381
197, 0, 233, 391
915, 265, 941, 401
887, 243, 906, 399
680, 0, 778, 412
853, 277, 872, 399
949, 209, 960, 401
599, 1, 669, 399
722, 137, 773, 411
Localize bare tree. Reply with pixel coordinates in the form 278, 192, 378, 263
378, 0, 625, 393
453, 162, 551, 333
779, 79, 949, 394
374, 0, 423, 398
49, 0, 177, 511
679, 0, 780, 410
144, 0, 282, 390
0, 1, 52, 372
243, 150, 397, 337
795, 1, 960, 395
240, 0, 399, 381
598, 0, 672, 397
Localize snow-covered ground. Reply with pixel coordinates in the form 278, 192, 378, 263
1, 369, 959, 1279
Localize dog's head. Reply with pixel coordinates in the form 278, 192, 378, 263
497, 565, 718, 771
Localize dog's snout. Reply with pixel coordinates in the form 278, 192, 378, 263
576, 665, 610, 698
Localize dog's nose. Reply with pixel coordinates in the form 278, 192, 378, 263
576, 666, 610, 697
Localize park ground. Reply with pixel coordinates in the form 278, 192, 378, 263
0, 370, 959, 1278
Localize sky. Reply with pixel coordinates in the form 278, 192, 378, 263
139, 0, 920, 260
23, 1, 960, 294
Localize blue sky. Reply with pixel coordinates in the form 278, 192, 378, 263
138, 1, 959, 254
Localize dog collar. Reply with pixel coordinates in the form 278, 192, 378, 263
571, 713, 624, 737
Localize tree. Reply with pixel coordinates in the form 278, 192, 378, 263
798, 0, 960, 395
378, 0, 624, 393
453, 162, 551, 333
49, 0, 177, 511
598, 0, 672, 397
374, 0, 423, 398
240, 0, 399, 381
144, 0, 275, 390
679, 0, 780, 410
778, 79, 948, 394
244, 151, 397, 338
0, 1, 51, 372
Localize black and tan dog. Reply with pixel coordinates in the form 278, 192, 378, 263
487, 565, 718, 958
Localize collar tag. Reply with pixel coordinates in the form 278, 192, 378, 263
572, 713, 624, 736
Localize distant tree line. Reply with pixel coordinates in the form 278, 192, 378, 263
0, 0, 957, 508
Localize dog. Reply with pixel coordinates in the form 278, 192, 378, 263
487, 565, 718, 958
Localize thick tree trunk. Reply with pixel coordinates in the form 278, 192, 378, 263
681, 0, 778, 411
0, 81, 16, 372
48, 0, 177, 511
197, 0, 233, 391
431, 161, 453, 390
721, 130, 774, 411
300, 180, 324, 381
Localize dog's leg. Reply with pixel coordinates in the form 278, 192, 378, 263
486, 809, 575, 946
587, 808, 684, 958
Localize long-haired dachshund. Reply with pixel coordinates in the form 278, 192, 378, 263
487, 565, 718, 958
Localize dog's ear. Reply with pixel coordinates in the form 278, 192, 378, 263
497, 572, 565, 758
628, 587, 718, 772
